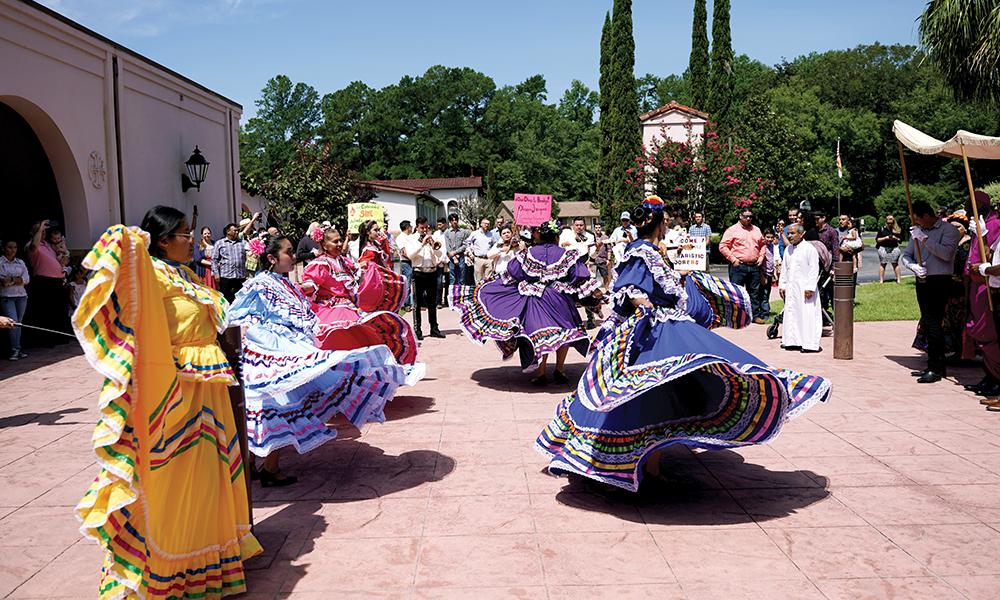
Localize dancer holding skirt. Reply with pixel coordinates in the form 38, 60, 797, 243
228, 234, 422, 486
72, 207, 260, 599
536, 199, 832, 492
301, 228, 418, 365
449, 221, 602, 386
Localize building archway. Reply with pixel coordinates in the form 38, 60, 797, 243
0, 96, 89, 249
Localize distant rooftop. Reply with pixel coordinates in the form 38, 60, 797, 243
364, 176, 483, 194
640, 101, 709, 122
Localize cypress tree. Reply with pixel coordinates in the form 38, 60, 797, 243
689, 0, 709, 109
708, 0, 734, 128
608, 0, 642, 215
597, 12, 614, 218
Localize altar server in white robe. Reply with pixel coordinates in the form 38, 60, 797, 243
779, 223, 822, 352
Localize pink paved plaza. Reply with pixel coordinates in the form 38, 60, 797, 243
1, 312, 999, 599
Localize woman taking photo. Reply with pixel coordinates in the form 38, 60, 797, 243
24, 219, 70, 346
228, 233, 420, 486
72, 206, 260, 598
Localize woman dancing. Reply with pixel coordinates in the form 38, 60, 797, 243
536, 200, 832, 492
449, 221, 602, 386
72, 206, 260, 598
228, 233, 422, 486
301, 227, 418, 365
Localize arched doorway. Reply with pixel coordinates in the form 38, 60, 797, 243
0, 101, 63, 247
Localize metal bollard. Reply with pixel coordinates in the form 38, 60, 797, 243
219, 326, 253, 526
833, 261, 855, 359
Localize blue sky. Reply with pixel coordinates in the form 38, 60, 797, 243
39, 0, 926, 119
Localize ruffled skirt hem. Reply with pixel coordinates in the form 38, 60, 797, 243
449, 283, 591, 367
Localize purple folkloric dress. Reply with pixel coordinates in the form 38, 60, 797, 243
536, 240, 832, 492
449, 242, 601, 370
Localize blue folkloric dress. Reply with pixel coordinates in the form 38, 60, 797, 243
536, 240, 832, 492
228, 271, 424, 457
449, 242, 601, 370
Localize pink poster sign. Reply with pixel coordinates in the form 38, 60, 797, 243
513, 193, 552, 226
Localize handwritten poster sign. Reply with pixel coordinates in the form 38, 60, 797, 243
673, 235, 709, 271
513, 193, 552, 226
347, 202, 384, 232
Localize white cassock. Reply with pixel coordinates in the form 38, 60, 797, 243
779, 241, 822, 351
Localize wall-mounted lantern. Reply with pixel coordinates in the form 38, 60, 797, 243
181, 146, 210, 192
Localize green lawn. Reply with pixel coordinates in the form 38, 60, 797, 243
768, 278, 920, 322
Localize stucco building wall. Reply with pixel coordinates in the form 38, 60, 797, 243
1, 0, 242, 250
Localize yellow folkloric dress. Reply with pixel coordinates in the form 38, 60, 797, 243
72, 226, 261, 599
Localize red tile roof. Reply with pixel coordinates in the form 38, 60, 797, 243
363, 176, 483, 194
640, 101, 709, 122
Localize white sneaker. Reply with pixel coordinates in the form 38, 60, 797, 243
8, 353, 18, 361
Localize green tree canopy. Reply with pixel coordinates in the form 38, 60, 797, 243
240, 75, 321, 195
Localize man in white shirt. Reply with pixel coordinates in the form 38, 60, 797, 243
467, 217, 495, 283
405, 217, 446, 340
395, 220, 415, 310
609, 211, 638, 265
559, 217, 595, 258
559, 217, 600, 328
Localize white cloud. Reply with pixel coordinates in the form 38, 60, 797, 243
34, 0, 284, 39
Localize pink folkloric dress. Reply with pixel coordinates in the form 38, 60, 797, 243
301, 252, 418, 365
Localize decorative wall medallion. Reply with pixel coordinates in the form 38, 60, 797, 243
88, 151, 106, 189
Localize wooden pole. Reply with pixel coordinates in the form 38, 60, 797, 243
961, 142, 993, 312
896, 140, 922, 264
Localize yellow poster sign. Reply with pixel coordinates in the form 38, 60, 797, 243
347, 202, 384, 233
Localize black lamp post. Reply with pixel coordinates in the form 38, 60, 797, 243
181, 146, 210, 192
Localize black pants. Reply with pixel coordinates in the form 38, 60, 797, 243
412, 270, 439, 333
436, 267, 447, 306
23, 275, 70, 347
916, 275, 952, 374
218, 277, 245, 303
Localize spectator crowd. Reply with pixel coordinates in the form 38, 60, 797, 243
4, 196, 1000, 413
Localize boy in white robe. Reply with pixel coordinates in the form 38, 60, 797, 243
779, 224, 822, 352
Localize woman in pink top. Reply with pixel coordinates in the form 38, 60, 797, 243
24, 220, 70, 346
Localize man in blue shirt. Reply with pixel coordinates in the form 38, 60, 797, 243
489, 215, 507, 243
688, 212, 712, 238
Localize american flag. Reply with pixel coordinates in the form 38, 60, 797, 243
836, 139, 843, 179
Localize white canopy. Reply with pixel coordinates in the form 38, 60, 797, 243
893, 120, 1000, 160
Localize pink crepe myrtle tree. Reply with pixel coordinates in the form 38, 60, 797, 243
626, 120, 771, 227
